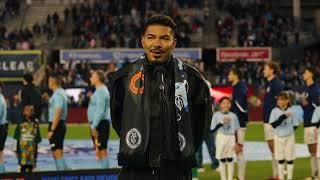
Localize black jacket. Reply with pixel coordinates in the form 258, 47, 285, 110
110, 57, 212, 169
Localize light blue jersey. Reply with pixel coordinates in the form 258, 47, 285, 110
291, 105, 304, 124
269, 107, 299, 137
210, 111, 240, 135
49, 88, 68, 122
311, 106, 320, 125
0, 93, 7, 125
87, 85, 111, 129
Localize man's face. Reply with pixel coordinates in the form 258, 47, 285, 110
228, 71, 236, 83
263, 65, 274, 78
141, 24, 176, 64
303, 69, 313, 82
90, 72, 99, 86
48, 77, 56, 90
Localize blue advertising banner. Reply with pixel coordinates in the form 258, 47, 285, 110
60, 48, 201, 63
0, 50, 41, 80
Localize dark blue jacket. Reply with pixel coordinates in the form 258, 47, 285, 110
263, 77, 284, 123
303, 83, 320, 127
231, 81, 248, 127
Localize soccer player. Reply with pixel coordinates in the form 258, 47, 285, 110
228, 68, 248, 180
302, 67, 320, 178
47, 74, 69, 170
88, 70, 111, 168
269, 92, 299, 180
0, 82, 7, 173
263, 61, 284, 179
14, 104, 41, 172
211, 97, 240, 180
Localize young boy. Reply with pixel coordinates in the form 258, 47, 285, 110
210, 97, 240, 180
269, 92, 299, 180
14, 104, 41, 172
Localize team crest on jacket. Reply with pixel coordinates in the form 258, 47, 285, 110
126, 128, 141, 149
178, 132, 186, 151
129, 72, 144, 95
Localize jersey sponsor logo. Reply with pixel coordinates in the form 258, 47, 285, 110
126, 128, 141, 149
129, 72, 144, 95
178, 132, 186, 151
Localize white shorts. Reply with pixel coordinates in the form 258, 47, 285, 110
264, 123, 274, 141
274, 134, 296, 161
215, 132, 236, 160
237, 128, 246, 145
316, 129, 320, 157
304, 127, 318, 145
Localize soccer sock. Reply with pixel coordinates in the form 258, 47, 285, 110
55, 159, 64, 170
0, 163, 5, 173
278, 163, 285, 180
61, 158, 70, 170
311, 156, 317, 176
287, 163, 294, 180
100, 156, 109, 168
227, 161, 234, 180
272, 154, 278, 177
237, 152, 246, 180
219, 161, 227, 180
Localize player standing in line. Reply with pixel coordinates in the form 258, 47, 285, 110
88, 70, 111, 168
302, 67, 320, 179
210, 97, 240, 180
47, 74, 69, 170
263, 61, 284, 179
269, 92, 299, 180
0, 82, 7, 173
228, 68, 248, 180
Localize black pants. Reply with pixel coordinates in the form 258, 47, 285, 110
118, 167, 192, 180
48, 121, 66, 150
20, 165, 33, 172
91, 121, 110, 150
0, 124, 8, 151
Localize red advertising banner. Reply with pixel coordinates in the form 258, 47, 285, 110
216, 47, 272, 62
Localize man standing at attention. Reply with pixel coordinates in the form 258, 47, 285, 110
88, 70, 111, 168
110, 14, 212, 180
263, 62, 284, 180
47, 74, 69, 170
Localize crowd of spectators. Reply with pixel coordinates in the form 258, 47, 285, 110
0, 25, 35, 50
1, 0, 206, 49
0, 0, 20, 22
215, 0, 296, 47
69, 0, 205, 48
0, 9, 65, 50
